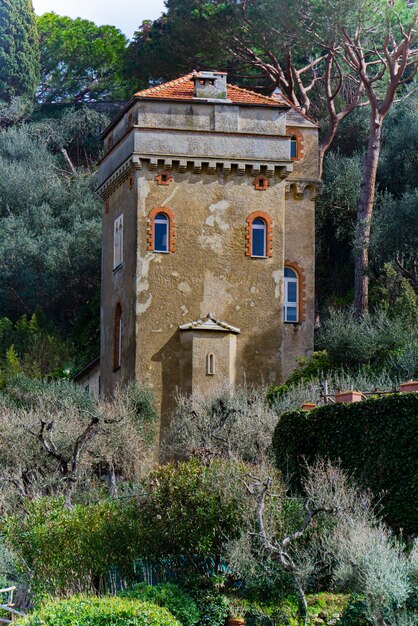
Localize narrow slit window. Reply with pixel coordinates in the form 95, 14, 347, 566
154, 212, 169, 252
290, 136, 298, 158
252, 218, 266, 257
206, 353, 215, 375
284, 267, 299, 322
113, 303, 122, 371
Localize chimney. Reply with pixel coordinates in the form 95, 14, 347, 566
193, 71, 229, 101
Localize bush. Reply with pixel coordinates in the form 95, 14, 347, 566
336, 595, 369, 626
316, 307, 415, 371
1, 498, 141, 597
16, 596, 181, 626
120, 583, 200, 626
192, 590, 230, 626
273, 393, 418, 533
137, 459, 250, 576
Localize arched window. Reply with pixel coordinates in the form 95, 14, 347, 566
290, 136, 298, 159
251, 218, 267, 257
113, 303, 122, 371
284, 267, 299, 322
206, 353, 215, 375
154, 212, 169, 252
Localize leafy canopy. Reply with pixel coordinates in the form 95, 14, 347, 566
37, 13, 128, 103
0, 0, 40, 103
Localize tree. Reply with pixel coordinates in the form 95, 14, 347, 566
36, 13, 128, 103
125, 0, 368, 175
332, 0, 418, 316
136, 459, 253, 577
162, 385, 277, 464
242, 461, 418, 626
0, 378, 157, 509
0, 0, 39, 103
0, 117, 104, 332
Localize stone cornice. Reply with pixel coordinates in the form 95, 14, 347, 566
97, 154, 293, 198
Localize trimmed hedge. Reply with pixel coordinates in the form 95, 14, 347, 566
120, 583, 200, 626
16, 596, 181, 626
273, 392, 418, 533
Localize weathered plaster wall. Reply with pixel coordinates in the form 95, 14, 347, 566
99, 92, 318, 420
134, 168, 286, 422
100, 174, 137, 395
188, 331, 237, 394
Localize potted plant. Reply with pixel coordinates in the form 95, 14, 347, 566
227, 599, 246, 625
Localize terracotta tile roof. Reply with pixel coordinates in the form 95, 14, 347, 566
134, 73, 288, 107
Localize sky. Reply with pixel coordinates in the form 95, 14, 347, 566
32, 0, 166, 39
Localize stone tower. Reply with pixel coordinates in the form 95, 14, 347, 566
97, 71, 319, 425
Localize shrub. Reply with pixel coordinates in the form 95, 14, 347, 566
137, 459, 251, 577
192, 590, 230, 626
316, 307, 416, 372
120, 583, 200, 626
16, 596, 181, 626
1, 497, 141, 597
163, 385, 277, 464
273, 393, 418, 533
336, 595, 369, 626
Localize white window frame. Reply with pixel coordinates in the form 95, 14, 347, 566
154, 212, 169, 253
251, 218, 267, 257
284, 268, 299, 322
113, 214, 123, 269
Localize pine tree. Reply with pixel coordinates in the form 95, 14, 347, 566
0, 0, 40, 102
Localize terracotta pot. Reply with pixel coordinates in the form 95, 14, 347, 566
227, 619, 245, 626
399, 380, 418, 393
335, 390, 364, 403
301, 402, 317, 410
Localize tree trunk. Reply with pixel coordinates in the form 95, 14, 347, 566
353, 110, 383, 317
294, 576, 308, 625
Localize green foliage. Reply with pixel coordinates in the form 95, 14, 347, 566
0, 312, 73, 386
28, 106, 109, 168
0, 0, 40, 103
37, 13, 128, 103
316, 152, 362, 308
336, 595, 369, 626
273, 393, 418, 533
371, 191, 418, 284
124, 1, 234, 92
378, 103, 418, 198
16, 596, 181, 626
316, 307, 416, 372
191, 589, 230, 626
1, 497, 141, 597
121, 583, 200, 626
137, 459, 250, 576
0, 123, 101, 333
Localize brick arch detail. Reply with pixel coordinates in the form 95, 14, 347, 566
147, 206, 176, 252
246, 210, 273, 257
286, 126, 304, 162
284, 260, 306, 322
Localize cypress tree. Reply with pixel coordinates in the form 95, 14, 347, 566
0, 0, 40, 102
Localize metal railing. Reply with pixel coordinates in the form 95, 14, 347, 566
0, 587, 25, 624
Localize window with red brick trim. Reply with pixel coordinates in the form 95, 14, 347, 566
286, 127, 304, 161
245, 211, 273, 257
284, 261, 306, 322
113, 303, 122, 371
147, 206, 176, 253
